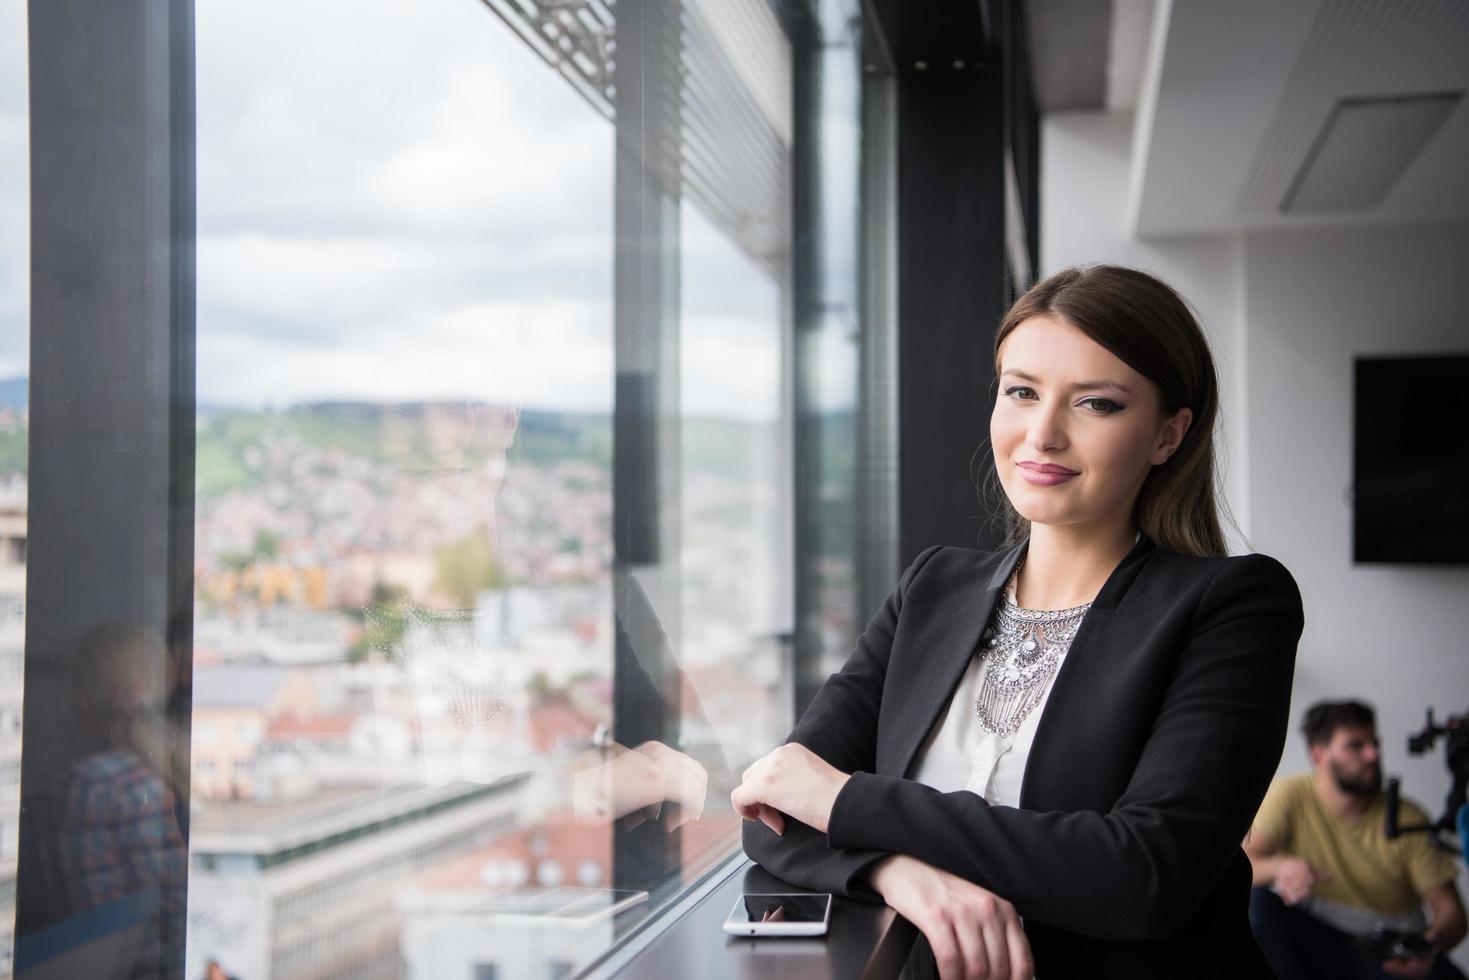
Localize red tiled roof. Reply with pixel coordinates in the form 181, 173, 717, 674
415, 808, 744, 894
417, 812, 613, 891
526, 698, 600, 754
267, 714, 355, 739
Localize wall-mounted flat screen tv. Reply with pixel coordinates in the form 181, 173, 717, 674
1353, 354, 1469, 564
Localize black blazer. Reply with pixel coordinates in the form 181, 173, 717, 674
743, 533, 1305, 977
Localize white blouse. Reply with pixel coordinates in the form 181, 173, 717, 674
908, 534, 1136, 807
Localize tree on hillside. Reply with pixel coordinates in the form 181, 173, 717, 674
433, 525, 511, 607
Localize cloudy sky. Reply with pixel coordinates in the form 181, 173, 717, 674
0, 0, 24, 383
0, 0, 783, 419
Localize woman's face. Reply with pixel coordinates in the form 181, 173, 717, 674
991, 314, 1192, 534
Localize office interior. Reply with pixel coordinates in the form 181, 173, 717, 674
0, 0, 1465, 976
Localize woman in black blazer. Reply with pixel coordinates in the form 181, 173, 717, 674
732, 265, 1305, 978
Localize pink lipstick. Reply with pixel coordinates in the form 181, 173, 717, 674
1016, 461, 1078, 486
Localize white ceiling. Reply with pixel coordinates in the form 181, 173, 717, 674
1127, 0, 1469, 236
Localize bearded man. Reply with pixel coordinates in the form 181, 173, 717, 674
1245, 700, 1466, 979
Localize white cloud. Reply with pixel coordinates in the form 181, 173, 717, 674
195, 0, 617, 408
680, 203, 783, 422
0, 0, 28, 371
1, 0, 792, 420
198, 230, 610, 341
681, 313, 781, 422
199, 295, 613, 412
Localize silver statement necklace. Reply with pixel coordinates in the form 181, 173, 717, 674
972, 551, 1093, 738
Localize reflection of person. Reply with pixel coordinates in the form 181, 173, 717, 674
593, 566, 726, 893
570, 734, 708, 829
56, 621, 187, 977
1246, 701, 1467, 979
734, 265, 1305, 978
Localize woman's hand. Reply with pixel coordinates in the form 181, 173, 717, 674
730, 743, 850, 835
870, 854, 1033, 980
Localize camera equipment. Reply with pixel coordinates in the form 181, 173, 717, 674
1385, 708, 1467, 856
1354, 927, 1438, 963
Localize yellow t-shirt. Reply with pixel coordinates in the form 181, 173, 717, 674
1250, 772, 1458, 916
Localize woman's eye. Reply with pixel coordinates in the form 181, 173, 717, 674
1003, 387, 1121, 414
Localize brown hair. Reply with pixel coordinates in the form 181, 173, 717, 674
1301, 701, 1376, 747
981, 264, 1233, 557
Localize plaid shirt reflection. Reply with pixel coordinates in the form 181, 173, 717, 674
59, 748, 186, 922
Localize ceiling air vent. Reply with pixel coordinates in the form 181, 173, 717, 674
1281, 91, 1462, 213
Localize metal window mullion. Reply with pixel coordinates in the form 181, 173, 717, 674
611, 0, 685, 904
17, 0, 196, 975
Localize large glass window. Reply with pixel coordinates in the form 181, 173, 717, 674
185, 0, 794, 977
9, 0, 907, 975
0, 1, 26, 975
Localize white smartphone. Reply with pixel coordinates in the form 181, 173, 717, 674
722, 892, 832, 937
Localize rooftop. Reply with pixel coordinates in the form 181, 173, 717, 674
190, 773, 531, 861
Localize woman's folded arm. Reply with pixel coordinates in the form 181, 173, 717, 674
825, 554, 1303, 941
741, 815, 890, 902
740, 545, 945, 894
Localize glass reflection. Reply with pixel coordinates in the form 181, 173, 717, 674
0, 0, 24, 975
58, 624, 186, 978
188, 0, 792, 976
190, 0, 619, 975
0, 0, 876, 972
794, 0, 866, 708
677, 199, 791, 855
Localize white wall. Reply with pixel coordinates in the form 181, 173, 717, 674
1042, 107, 1469, 965
1243, 222, 1469, 972
1243, 222, 1469, 795
1041, 111, 1252, 551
